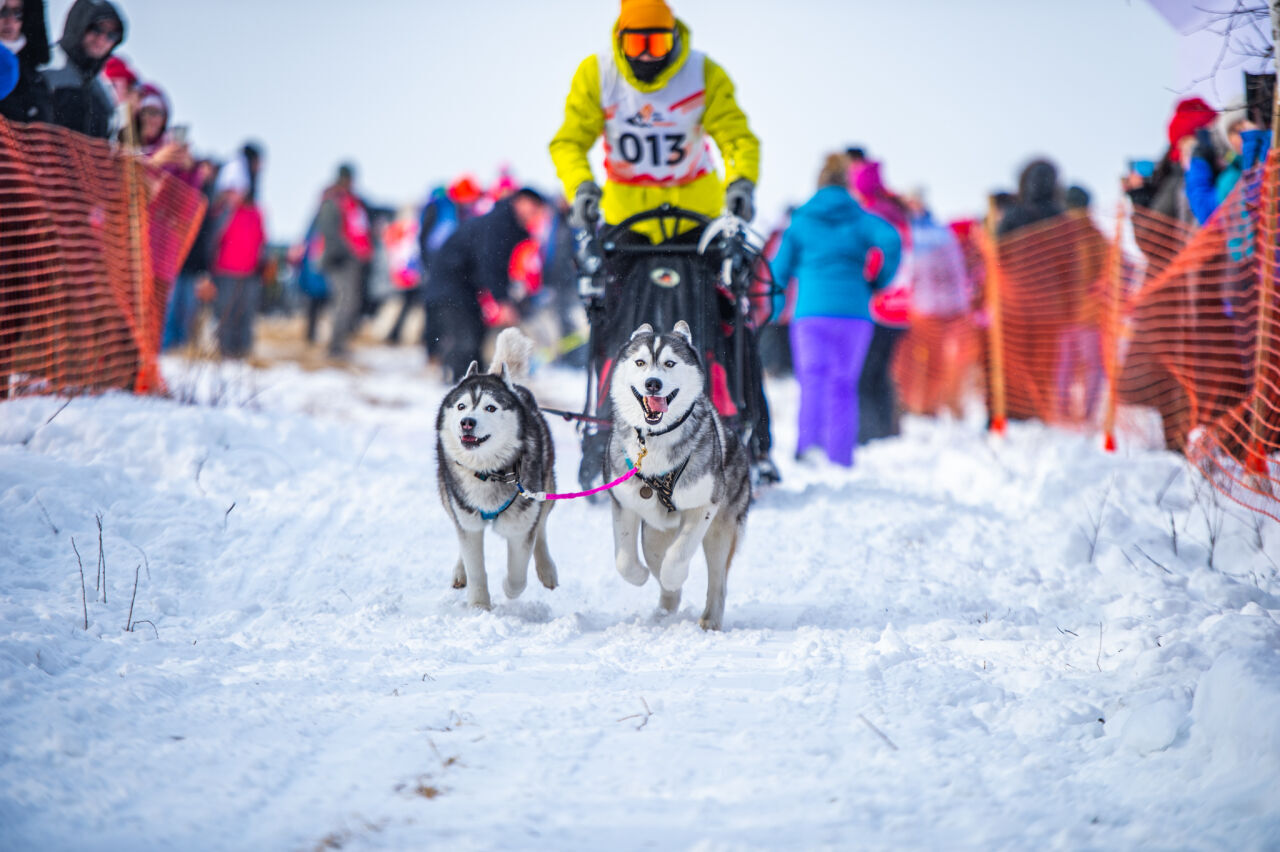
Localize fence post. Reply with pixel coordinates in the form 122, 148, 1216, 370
1102, 200, 1127, 452
1246, 2, 1280, 478
980, 226, 1007, 436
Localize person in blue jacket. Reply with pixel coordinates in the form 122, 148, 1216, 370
770, 152, 901, 467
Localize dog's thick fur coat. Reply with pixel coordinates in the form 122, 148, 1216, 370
436, 329, 557, 608
603, 321, 751, 630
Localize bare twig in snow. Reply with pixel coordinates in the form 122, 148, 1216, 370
355, 426, 381, 470
21, 397, 72, 446
1096, 622, 1104, 672
1081, 478, 1114, 564
125, 563, 140, 631
129, 543, 152, 581
72, 537, 87, 630
1155, 467, 1182, 508
1056, 626, 1079, 638
1190, 476, 1226, 571
618, 697, 654, 730
194, 453, 208, 495
223, 502, 236, 529
131, 619, 158, 639
36, 497, 59, 535
858, 713, 899, 751
1169, 511, 1179, 557
95, 513, 106, 602
1132, 543, 1172, 574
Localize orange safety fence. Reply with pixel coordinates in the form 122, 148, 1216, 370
890, 150, 1280, 520
1179, 153, 1280, 519
983, 210, 1125, 433
0, 116, 206, 398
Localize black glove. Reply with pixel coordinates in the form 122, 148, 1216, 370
725, 178, 755, 222
1191, 127, 1216, 165
570, 180, 602, 229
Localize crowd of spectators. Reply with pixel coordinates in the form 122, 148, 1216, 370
1, 0, 266, 362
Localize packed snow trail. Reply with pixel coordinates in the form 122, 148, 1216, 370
1, 350, 1278, 851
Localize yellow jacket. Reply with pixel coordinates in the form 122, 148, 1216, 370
549, 19, 759, 239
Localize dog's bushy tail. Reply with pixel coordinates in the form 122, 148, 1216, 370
489, 328, 535, 381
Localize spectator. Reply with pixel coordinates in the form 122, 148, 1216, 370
293, 213, 328, 345
0, 0, 52, 124
757, 206, 796, 376
899, 191, 972, 418
997, 158, 1064, 236
44, 0, 125, 140
1058, 185, 1107, 421
1124, 96, 1215, 261
209, 144, 267, 359
123, 82, 198, 181
851, 158, 911, 445
423, 188, 548, 382
316, 162, 373, 360
162, 159, 217, 350
392, 176, 480, 347
770, 153, 902, 467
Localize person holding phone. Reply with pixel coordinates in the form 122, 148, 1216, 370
1123, 96, 1216, 261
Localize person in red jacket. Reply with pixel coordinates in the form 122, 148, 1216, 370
209, 143, 267, 359
317, 162, 373, 359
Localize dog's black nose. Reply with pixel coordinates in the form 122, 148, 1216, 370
460, 417, 476, 432
644, 378, 663, 395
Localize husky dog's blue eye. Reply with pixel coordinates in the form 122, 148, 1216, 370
484, 404, 497, 413
664, 360, 676, 368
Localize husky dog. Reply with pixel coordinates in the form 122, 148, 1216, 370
603, 321, 752, 630
436, 328, 557, 609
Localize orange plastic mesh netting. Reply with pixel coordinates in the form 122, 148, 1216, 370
0, 116, 206, 398
981, 210, 1123, 432
1169, 153, 1280, 519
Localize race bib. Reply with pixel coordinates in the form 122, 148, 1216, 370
599, 49, 716, 187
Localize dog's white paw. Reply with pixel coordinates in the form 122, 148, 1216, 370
617, 557, 649, 587
503, 576, 527, 599
536, 562, 558, 590
451, 560, 466, 589
659, 561, 689, 592
698, 613, 722, 631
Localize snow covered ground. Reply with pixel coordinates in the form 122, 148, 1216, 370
2, 348, 1279, 851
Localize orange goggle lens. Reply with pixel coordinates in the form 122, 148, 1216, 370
621, 30, 674, 59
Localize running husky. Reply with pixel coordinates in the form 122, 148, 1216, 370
436, 328, 557, 609
603, 321, 752, 630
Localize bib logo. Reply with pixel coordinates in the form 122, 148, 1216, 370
625, 104, 673, 129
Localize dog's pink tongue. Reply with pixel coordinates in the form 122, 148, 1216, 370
646, 395, 668, 413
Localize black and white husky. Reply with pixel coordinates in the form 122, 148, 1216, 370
603, 321, 752, 630
436, 328, 557, 609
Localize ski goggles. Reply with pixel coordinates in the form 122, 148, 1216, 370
620, 29, 674, 60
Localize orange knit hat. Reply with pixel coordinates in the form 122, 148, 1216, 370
617, 0, 674, 31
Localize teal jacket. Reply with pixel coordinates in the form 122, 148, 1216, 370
771, 186, 902, 322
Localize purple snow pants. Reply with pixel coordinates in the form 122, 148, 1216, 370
791, 316, 875, 466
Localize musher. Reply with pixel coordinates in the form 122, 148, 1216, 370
549, 0, 779, 483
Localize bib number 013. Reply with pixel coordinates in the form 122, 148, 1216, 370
618, 132, 687, 167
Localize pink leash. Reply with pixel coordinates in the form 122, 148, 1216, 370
518, 447, 647, 503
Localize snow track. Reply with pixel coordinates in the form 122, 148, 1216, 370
1, 351, 1278, 850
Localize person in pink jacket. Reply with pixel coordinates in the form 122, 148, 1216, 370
209, 143, 267, 359
851, 158, 911, 444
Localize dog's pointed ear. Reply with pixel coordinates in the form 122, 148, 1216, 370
498, 362, 513, 387
672, 320, 693, 345
630, 323, 654, 340
464, 361, 480, 378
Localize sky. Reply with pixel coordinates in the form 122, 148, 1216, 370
42, 0, 1274, 242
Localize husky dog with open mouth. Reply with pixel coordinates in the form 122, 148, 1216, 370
436, 328, 557, 609
603, 321, 751, 630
